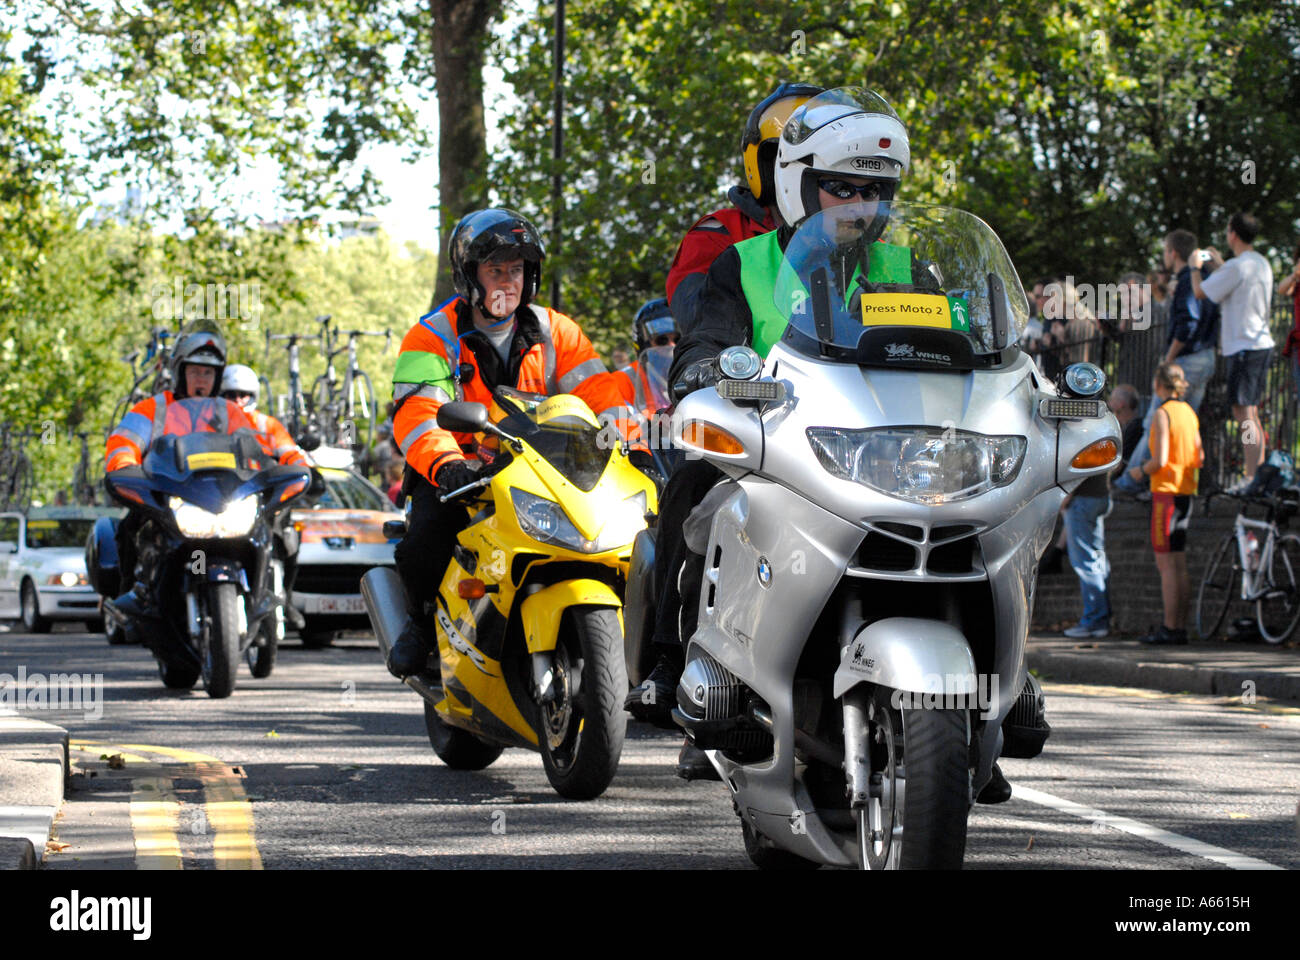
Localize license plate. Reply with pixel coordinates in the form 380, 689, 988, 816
306, 595, 367, 614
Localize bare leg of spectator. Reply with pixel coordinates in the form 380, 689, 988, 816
1232, 403, 1265, 479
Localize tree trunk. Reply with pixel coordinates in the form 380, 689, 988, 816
429, 0, 503, 309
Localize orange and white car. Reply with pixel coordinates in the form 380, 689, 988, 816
290, 465, 401, 647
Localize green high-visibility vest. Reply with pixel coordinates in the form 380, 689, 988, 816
735, 230, 913, 357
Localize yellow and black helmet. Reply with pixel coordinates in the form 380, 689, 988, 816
741, 82, 825, 207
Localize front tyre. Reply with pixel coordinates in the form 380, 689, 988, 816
1257, 533, 1300, 644
857, 686, 969, 870
247, 617, 278, 678
423, 701, 503, 769
20, 580, 50, 633
201, 583, 241, 699
539, 606, 627, 800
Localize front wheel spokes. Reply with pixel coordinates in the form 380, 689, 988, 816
1257, 533, 1300, 644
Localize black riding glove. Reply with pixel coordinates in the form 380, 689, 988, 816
627, 448, 657, 475
671, 358, 721, 404
434, 459, 483, 493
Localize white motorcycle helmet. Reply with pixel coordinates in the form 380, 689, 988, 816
774, 87, 910, 229
220, 363, 261, 410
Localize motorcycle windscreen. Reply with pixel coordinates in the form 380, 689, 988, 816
773, 201, 1030, 368
142, 398, 269, 482
637, 345, 674, 412
514, 418, 613, 493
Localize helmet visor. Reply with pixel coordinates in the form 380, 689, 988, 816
785, 87, 902, 146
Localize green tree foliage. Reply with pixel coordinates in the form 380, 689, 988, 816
493, 0, 1300, 349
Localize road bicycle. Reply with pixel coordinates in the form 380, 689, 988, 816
311, 315, 391, 463
71, 431, 103, 506
110, 327, 175, 429
1196, 488, 1300, 644
266, 326, 324, 447
0, 424, 35, 512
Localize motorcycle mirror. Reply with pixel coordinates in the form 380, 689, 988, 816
437, 401, 490, 433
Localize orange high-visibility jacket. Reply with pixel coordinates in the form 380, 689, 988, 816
247, 409, 311, 467
392, 298, 638, 484
105, 393, 270, 472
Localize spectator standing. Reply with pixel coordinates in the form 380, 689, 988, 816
1109, 383, 1145, 475
611, 344, 631, 370
1061, 447, 1114, 639
1115, 230, 1219, 494
1193, 212, 1274, 489
1278, 242, 1300, 397
1134, 362, 1204, 645
1115, 272, 1162, 391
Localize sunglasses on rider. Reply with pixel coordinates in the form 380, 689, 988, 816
817, 178, 884, 201
222, 391, 255, 402
651, 333, 680, 347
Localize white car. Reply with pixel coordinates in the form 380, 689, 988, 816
290, 466, 401, 647
0, 506, 123, 633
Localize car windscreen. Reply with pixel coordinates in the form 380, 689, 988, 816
25, 519, 95, 549
316, 469, 392, 511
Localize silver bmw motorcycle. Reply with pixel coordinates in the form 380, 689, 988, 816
659, 201, 1119, 869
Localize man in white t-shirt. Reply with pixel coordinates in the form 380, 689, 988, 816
1193, 212, 1275, 487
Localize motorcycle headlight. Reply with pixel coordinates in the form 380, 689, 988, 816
806, 427, 1026, 504
169, 494, 260, 538
511, 488, 647, 554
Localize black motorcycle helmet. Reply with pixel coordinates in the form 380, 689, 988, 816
448, 208, 546, 320
169, 320, 227, 399
632, 297, 676, 352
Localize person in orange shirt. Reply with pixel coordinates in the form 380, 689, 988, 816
219, 364, 313, 467
1126, 362, 1204, 645
220, 363, 316, 631
104, 325, 274, 619
385, 208, 644, 678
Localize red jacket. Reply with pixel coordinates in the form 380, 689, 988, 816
665, 186, 775, 330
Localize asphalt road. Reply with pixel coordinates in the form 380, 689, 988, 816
4, 625, 1297, 871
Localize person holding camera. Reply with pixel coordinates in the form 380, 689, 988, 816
1192, 212, 1274, 491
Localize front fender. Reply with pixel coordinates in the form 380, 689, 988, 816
520, 579, 622, 654
833, 617, 978, 699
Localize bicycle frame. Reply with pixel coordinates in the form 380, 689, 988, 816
1233, 514, 1279, 602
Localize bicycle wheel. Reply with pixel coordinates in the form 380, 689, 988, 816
1257, 533, 1300, 644
10, 455, 33, 511
311, 376, 336, 445
1196, 531, 1240, 640
351, 371, 376, 454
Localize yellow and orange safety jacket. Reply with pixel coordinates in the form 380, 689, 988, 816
392, 298, 639, 484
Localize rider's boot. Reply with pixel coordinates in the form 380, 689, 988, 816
387, 615, 436, 680
976, 762, 1012, 804
624, 649, 683, 729
675, 739, 721, 781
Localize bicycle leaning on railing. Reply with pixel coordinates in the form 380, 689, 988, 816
266, 326, 324, 448
311, 315, 391, 460
1196, 487, 1300, 644
72, 431, 103, 507
0, 424, 35, 512
110, 327, 176, 430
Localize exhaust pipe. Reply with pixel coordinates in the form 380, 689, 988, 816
361, 567, 410, 659
362, 566, 445, 706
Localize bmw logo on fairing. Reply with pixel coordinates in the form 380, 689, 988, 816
757, 556, 772, 587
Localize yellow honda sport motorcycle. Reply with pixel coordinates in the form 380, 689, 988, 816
364, 389, 657, 799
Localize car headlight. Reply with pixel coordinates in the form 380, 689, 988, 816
806, 427, 1026, 504
46, 572, 89, 587
169, 494, 260, 538
511, 488, 647, 554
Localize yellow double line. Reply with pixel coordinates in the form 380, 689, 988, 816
72, 741, 263, 870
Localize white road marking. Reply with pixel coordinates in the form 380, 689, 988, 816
1014, 785, 1284, 870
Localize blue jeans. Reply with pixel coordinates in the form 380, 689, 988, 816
1128, 348, 1215, 473
1065, 494, 1112, 629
